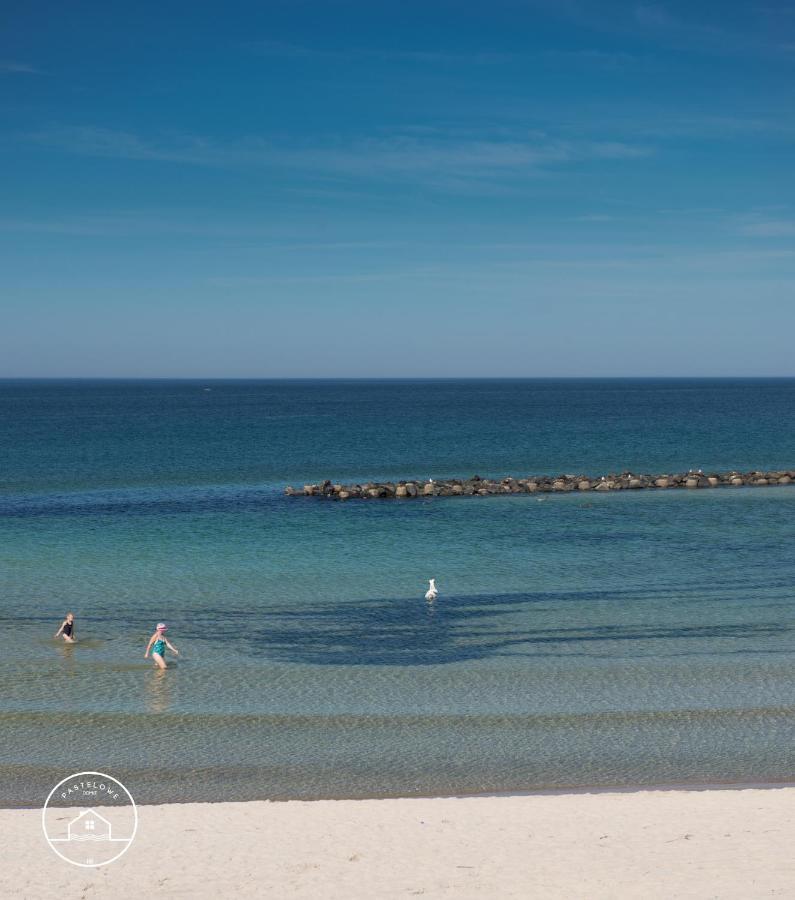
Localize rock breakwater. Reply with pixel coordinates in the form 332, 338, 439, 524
285, 469, 795, 500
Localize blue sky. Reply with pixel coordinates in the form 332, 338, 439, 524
1, 0, 794, 376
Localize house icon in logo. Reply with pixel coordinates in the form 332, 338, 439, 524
67, 809, 113, 842
43, 772, 138, 869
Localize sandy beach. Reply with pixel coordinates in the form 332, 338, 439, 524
3, 786, 793, 899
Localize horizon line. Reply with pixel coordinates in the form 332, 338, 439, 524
1, 375, 795, 382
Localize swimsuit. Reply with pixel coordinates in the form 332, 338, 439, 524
152, 638, 166, 655
63, 622, 73, 637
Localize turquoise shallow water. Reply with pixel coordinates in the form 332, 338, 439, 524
1, 379, 794, 805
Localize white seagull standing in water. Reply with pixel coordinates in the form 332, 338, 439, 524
425, 578, 438, 601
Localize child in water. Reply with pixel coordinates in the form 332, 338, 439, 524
54, 612, 76, 643
145, 623, 179, 669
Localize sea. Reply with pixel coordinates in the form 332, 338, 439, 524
1, 378, 794, 806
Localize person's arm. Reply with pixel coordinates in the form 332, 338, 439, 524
165, 638, 179, 655
144, 634, 156, 658
54, 620, 65, 638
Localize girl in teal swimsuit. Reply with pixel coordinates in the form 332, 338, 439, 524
145, 623, 179, 669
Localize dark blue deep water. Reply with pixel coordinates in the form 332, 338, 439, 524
1, 379, 794, 805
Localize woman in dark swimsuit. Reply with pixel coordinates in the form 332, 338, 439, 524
55, 612, 76, 643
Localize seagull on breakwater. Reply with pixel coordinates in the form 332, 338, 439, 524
425, 579, 438, 601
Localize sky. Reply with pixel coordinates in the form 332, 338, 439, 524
1, 0, 794, 377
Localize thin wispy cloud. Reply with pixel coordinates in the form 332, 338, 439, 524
564, 109, 795, 142
248, 40, 511, 64
440, 100, 795, 147
24, 126, 224, 165
0, 212, 404, 247
644, 114, 795, 138
632, 1, 795, 57
634, 3, 676, 29
251, 40, 652, 69
738, 219, 795, 237
541, 48, 641, 69
0, 212, 286, 238
22, 126, 651, 189
208, 244, 795, 292
0, 60, 38, 73
532, 0, 795, 59
249, 40, 314, 57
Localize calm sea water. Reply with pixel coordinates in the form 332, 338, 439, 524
1, 378, 794, 806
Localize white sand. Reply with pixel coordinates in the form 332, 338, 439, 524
3, 787, 793, 899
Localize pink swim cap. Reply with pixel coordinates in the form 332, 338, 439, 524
156, 623, 167, 631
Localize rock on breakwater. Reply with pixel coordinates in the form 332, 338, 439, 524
285, 469, 795, 500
